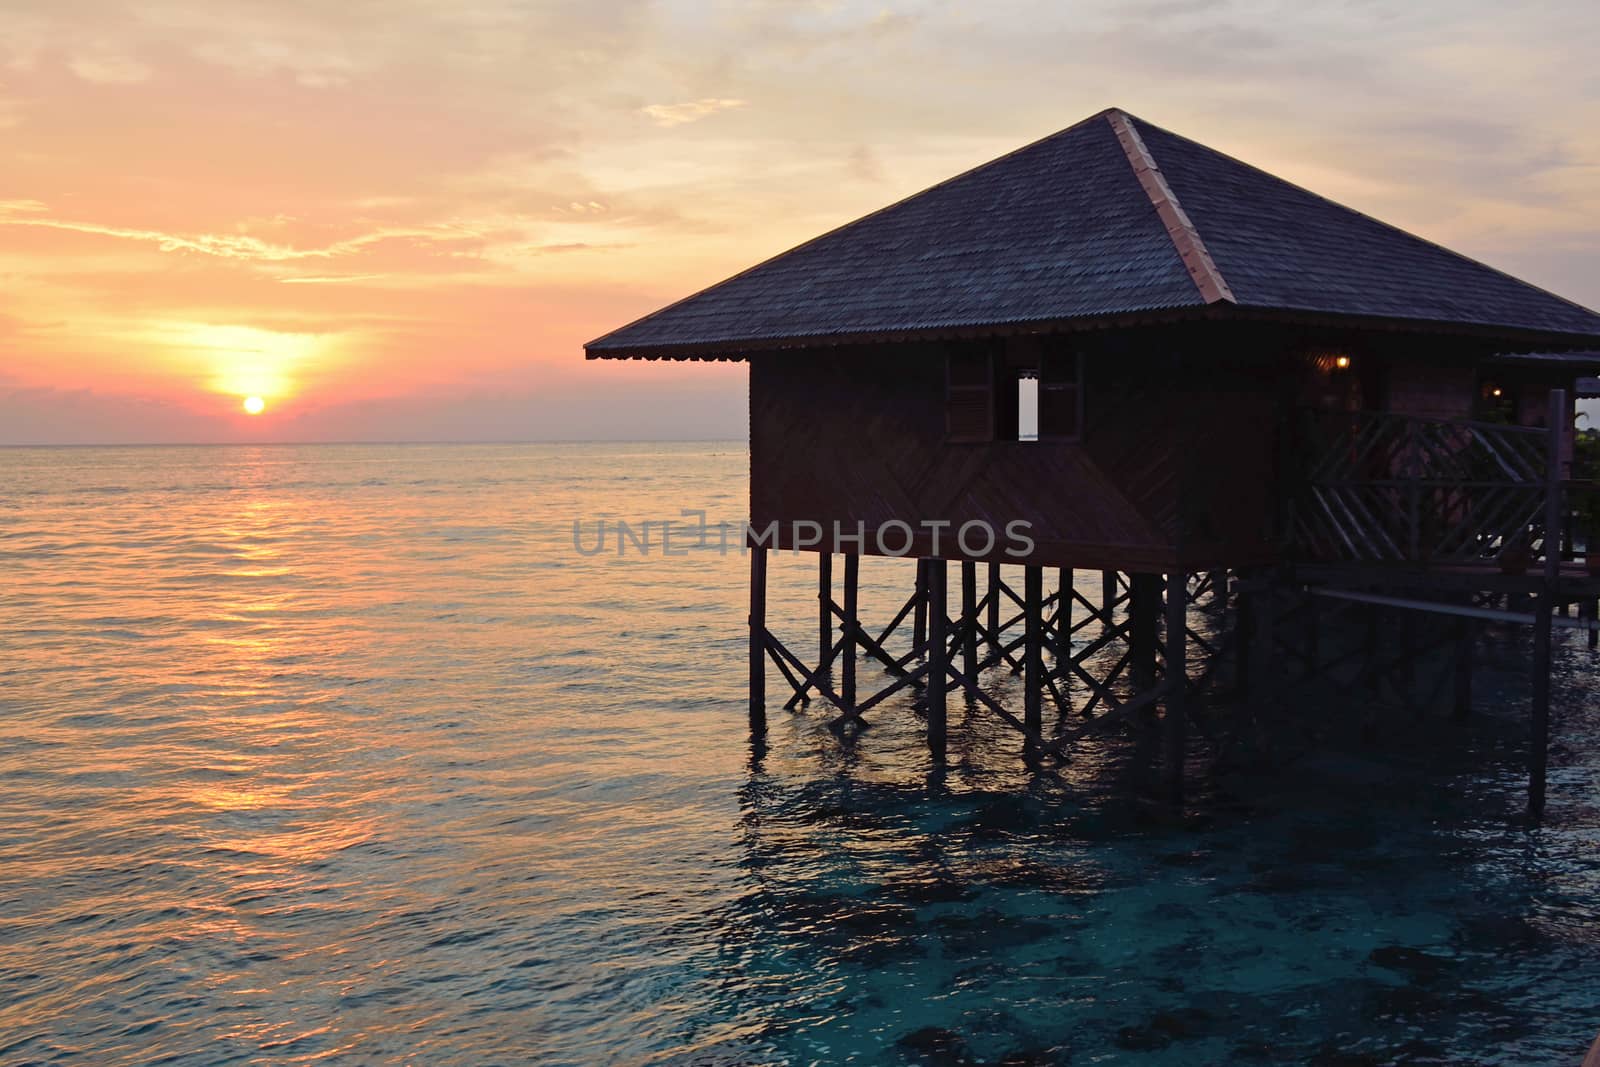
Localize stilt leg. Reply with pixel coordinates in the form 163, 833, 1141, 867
1306, 593, 1320, 682
842, 553, 859, 716
1024, 565, 1043, 744
749, 545, 767, 729
1531, 389, 1563, 819
1058, 567, 1072, 650
1102, 570, 1117, 624
1235, 585, 1254, 700
961, 560, 978, 681
1401, 609, 1418, 718
987, 562, 1002, 651
928, 558, 948, 762
1452, 619, 1473, 721
1530, 591, 1552, 819
913, 559, 929, 660
1130, 573, 1161, 680
818, 552, 834, 671
1254, 584, 1279, 717
1165, 570, 1188, 804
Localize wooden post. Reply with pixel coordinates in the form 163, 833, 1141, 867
961, 560, 978, 681
1452, 619, 1473, 721
987, 561, 1002, 650
1530, 388, 1565, 819
749, 545, 767, 728
1306, 591, 1321, 682
1058, 567, 1072, 649
913, 558, 929, 660
1588, 598, 1598, 651
1102, 570, 1117, 623
1208, 569, 1227, 609
1130, 572, 1161, 680
1531, 597, 1554, 818
1235, 585, 1254, 700
1024, 565, 1043, 743
1165, 570, 1188, 804
1401, 609, 1418, 718
842, 552, 860, 716
818, 551, 834, 670
927, 558, 948, 762
1253, 582, 1278, 715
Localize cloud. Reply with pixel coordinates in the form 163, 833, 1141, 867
639, 98, 747, 127
67, 52, 151, 85
2, 0, 1598, 444
0, 216, 493, 263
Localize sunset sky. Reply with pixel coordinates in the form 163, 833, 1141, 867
3, 1, 1598, 444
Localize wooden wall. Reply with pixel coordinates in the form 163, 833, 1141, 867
748, 333, 1281, 571
1387, 362, 1476, 420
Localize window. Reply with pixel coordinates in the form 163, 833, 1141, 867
944, 338, 1084, 443
1017, 373, 1039, 441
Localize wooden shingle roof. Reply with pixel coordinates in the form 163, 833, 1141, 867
587, 108, 1600, 359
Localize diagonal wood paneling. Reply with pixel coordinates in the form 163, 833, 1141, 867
749, 342, 1279, 569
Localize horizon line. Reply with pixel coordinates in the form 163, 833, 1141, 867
0, 436, 750, 449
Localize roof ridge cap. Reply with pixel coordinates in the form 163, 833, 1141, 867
1134, 119, 1600, 324
1105, 111, 1235, 305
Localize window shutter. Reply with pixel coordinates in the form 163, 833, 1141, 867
947, 349, 994, 442
1038, 350, 1082, 440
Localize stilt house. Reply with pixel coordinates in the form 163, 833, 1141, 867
585, 107, 1600, 813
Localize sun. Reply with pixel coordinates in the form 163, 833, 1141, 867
242, 396, 266, 415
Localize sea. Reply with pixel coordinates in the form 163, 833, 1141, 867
1, 442, 1597, 1066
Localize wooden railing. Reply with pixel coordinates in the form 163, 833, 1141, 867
1288, 403, 1575, 567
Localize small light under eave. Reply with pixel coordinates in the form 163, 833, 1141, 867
1334, 355, 1351, 370
1492, 387, 1504, 398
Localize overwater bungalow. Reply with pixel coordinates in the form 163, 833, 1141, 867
587, 107, 1600, 815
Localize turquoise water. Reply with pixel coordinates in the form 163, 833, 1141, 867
1, 442, 1597, 1065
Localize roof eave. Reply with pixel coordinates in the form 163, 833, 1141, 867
583, 303, 1233, 361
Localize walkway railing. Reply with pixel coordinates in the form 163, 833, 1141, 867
1288, 400, 1574, 567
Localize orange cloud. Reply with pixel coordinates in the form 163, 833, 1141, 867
640, 98, 747, 127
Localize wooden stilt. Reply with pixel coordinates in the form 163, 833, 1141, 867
988, 562, 1002, 651
1401, 608, 1418, 718
818, 552, 833, 670
1361, 602, 1378, 698
1130, 572, 1161, 679
749, 545, 767, 728
1208, 569, 1227, 608
1102, 570, 1117, 621
1235, 583, 1254, 700
1589, 599, 1598, 650
842, 553, 859, 716
1452, 619, 1473, 721
1306, 592, 1320, 681
913, 559, 929, 660
927, 558, 948, 761
1531, 591, 1553, 818
961, 560, 978, 681
1530, 389, 1566, 819
1253, 583, 1278, 716
1165, 570, 1188, 804
1058, 567, 1072, 649
1024, 565, 1043, 743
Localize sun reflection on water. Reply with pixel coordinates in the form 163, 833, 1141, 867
2, 443, 1599, 1066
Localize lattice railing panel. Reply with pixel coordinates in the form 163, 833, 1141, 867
1291, 409, 1555, 564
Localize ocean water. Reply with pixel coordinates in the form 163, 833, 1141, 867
1, 442, 1597, 1066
